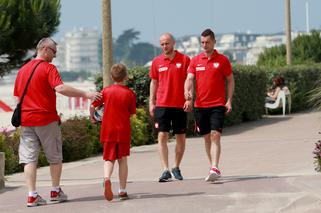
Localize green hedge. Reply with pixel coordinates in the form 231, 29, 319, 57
224, 65, 267, 126
0, 130, 21, 174
61, 117, 100, 162
127, 67, 151, 107
131, 108, 155, 146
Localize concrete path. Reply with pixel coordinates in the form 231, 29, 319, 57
1, 111, 321, 213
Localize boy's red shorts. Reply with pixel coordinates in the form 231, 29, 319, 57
103, 142, 130, 161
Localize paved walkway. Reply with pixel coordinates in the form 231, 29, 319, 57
1, 111, 321, 212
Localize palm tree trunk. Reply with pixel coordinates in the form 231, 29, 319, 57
285, 0, 292, 65
102, 0, 113, 86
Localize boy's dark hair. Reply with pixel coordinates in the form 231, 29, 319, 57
201, 28, 215, 40
111, 63, 127, 82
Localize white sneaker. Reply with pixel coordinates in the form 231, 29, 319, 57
50, 188, 68, 202
27, 195, 47, 207
205, 167, 221, 182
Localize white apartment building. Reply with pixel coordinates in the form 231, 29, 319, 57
215, 33, 259, 64
54, 40, 66, 71
176, 36, 201, 58
53, 28, 101, 73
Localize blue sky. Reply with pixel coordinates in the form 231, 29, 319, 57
55, 0, 321, 44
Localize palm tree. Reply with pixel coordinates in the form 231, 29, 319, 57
102, 0, 113, 86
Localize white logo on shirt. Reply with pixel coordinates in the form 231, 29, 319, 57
176, 63, 182, 68
158, 67, 168, 72
213, 63, 219, 68
196, 67, 205, 71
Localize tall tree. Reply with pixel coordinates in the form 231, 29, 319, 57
128, 42, 159, 66
0, 0, 61, 77
114, 28, 140, 63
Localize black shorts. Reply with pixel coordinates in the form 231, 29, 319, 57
194, 106, 226, 135
154, 107, 187, 134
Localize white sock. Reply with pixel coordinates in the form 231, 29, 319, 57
118, 189, 127, 194
52, 186, 60, 192
28, 191, 37, 197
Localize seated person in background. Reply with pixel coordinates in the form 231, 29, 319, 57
265, 77, 286, 103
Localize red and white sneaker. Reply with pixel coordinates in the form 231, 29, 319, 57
118, 191, 129, 200
205, 167, 221, 182
104, 179, 113, 201
50, 188, 68, 202
27, 195, 47, 207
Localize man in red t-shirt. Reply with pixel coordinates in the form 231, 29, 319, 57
185, 29, 235, 182
13, 37, 101, 207
90, 64, 136, 201
149, 33, 191, 182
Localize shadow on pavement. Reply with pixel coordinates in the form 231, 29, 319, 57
130, 192, 204, 199
210, 175, 291, 184
0, 186, 20, 194
68, 195, 104, 203
67, 192, 204, 203
223, 116, 292, 136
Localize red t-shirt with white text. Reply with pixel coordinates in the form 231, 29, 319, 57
188, 50, 232, 108
92, 84, 136, 144
13, 59, 63, 126
150, 50, 190, 107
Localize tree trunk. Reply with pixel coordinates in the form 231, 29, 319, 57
102, 0, 113, 86
285, 0, 292, 65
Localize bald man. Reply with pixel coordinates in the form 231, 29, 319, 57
149, 33, 191, 182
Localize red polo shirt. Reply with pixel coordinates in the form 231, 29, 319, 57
13, 59, 63, 126
188, 50, 232, 108
150, 50, 190, 107
92, 84, 136, 144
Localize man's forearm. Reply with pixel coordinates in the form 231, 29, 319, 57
55, 84, 89, 98
149, 80, 158, 105
227, 75, 235, 103
184, 74, 194, 100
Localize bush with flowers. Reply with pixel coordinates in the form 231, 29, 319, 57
313, 137, 321, 172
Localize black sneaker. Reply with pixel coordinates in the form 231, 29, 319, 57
159, 170, 172, 182
171, 167, 183, 180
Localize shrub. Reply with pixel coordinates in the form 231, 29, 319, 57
127, 66, 150, 107
61, 117, 100, 162
131, 108, 154, 146
0, 130, 22, 175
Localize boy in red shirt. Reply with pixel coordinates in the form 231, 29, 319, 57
90, 64, 136, 201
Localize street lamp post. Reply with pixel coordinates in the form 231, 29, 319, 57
102, 0, 113, 87
285, 0, 292, 65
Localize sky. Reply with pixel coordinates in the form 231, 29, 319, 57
54, 0, 321, 45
